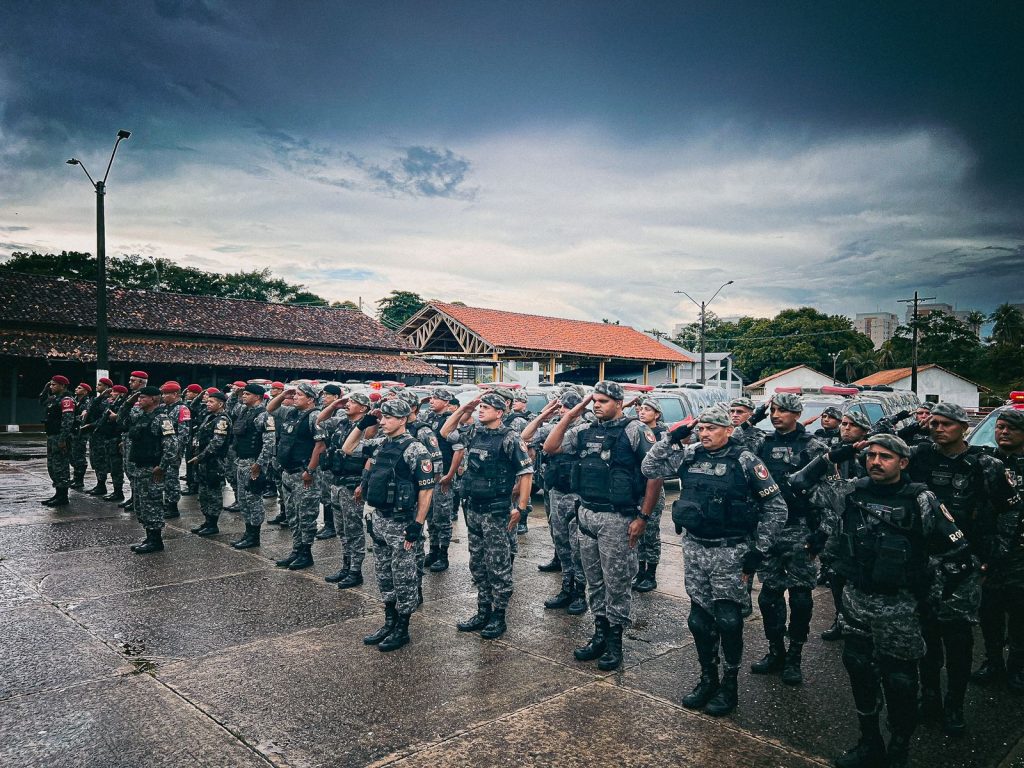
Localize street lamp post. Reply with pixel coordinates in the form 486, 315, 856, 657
66, 130, 131, 384
675, 280, 734, 385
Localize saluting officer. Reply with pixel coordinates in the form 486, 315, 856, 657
314, 384, 345, 540
424, 388, 464, 573
188, 389, 232, 536
82, 378, 114, 496
643, 405, 787, 717
229, 383, 276, 550
39, 375, 75, 507
813, 406, 843, 448
115, 370, 149, 511
729, 397, 768, 454
158, 381, 192, 519
126, 386, 178, 555
69, 382, 93, 489
101, 384, 129, 501
181, 383, 206, 496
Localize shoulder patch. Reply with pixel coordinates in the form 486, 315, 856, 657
264, 415, 275, 432
940, 503, 955, 523
421, 459, 433, 474
644, 430, 656, 443
61, 397, 75, 413
754, 462, 770, 481
161, 419, 175, 436
178, 406, 191, 423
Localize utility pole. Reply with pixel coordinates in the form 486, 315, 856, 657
897, 290, 936, 393
829, 351, 841, 384
675, 280, 733, 385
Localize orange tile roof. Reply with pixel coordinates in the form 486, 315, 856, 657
853, 366, 925, 386
426, 302, 691, 363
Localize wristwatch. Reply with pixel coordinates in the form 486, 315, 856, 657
516, 506, 527, 514
638, 511, 652, 521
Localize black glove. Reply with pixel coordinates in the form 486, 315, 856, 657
404, 520, 423, 543
893, 409, 912, 423
668, 421, 694, 444
827, 444, 857, 464
741, 549, 764, 575
750, 403, 769, 425
804, 530, 829, 557
357, 413, 379, 431
940, 551, 974, 600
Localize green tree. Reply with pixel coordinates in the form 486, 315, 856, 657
990, 304, 1024, 347
331, 300, 360, 310
376, 290, 425, 329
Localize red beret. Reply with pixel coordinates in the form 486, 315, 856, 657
369, 392, 382, 402
159, 381, 181, 393
98, 377, 113, 386
111, 384, 129, 394
271, 381, 285, 389
51, 375, 70, 386
130, 370, 149, 380
233, 380, 247, 388
185, 384, 203, 394
205, 387, 221, 395
77, 382, 93, 392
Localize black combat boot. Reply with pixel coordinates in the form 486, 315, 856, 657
971, 656, 1005, 685
567, 581, 588, 615
424, 546, 439, 568
288, 543, 314, 570
325, 555, 351, 583
87, 476, 108, 496
132, 529, 164, 555
457, 602, 491, 632
886, 733, 911, 768
71, 470, 85, 489
681, 663, 720, 709
835, 713, 887, 768
544, 576, 574, 610
43, 488, 70, 507
537, 553, 562, 572
574, 617, 608, 661
40, 490, 59, 505
597, 623, 624, 671
704, 666, 738, 717
782, 642, 804, 686
232, 523, 261, 549
429, 546, 449, 572
631, 562, 647, 590
337, 569, 363, 589
821, 615, 843, 641
105, 488, 125, 502
267, 510, 288, 525
275, 549, 300, 568
378, 613, 410, 652
750, 639, 786, 674
480, 609, 507, 639
191, 515, 220, 535
315, 506, 336, 539
634, 563, 658, 593
942, 692, 966, 737
223, 500, 240, 513
364, 602, 397, 645
163, 503, 180, 519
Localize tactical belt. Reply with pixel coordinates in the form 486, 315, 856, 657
578, 519, 599, 539
580, 500, 637, 517
465, 498, 509, 515
687, 534, 748, 549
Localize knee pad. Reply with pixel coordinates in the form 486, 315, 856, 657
713, 600, 743, 636
842, 633, 875, 673
688, 603, 716, 639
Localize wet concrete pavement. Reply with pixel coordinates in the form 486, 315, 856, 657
2, 448, 1023, 767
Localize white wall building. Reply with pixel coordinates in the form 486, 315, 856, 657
854, 364, 983, 409
744, 365, 835, 399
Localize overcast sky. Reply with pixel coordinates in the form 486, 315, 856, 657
2, 1, 1022, 331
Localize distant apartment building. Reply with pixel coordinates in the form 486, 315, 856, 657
903, 302, 982, 338
855, 312, 899, 349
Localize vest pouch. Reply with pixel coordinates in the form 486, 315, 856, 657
574, 456, 612, 503
672, 499, 703, 532
608, 468, 636, 506
870, 534, 911, 589
544, 460, 574, 493
705, 494, 727, 530
365, 468, 397, 510
395, 479, 416, 515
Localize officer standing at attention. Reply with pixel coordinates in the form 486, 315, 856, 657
314, 384, 344, 541
643, 405, 787, 716
342, 398, 435, 651
115, 371, 149, 511
441, 392, 534, 639
506, 390, 533, 535
424, 388, 464, 573
187, 390, 232, 536
811, 434, 972, 768
127, 386, 178, 555
82, 378, 114, 496
749, 392, 828, 686
158, 381, 192, 519
633, 397, 667, 592
973, 408, 1024, 692
69, 382, 93, 490
228, 383, 276, 550
39, 375, 76, 507
267, 383, 323, 570
543, 381, 658, 671
181, 383, 205, 496
101, 384, 129, 501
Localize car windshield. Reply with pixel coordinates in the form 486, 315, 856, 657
968, 410, 1002, 448
651, 396, 687, 423
527, 394, 549, 414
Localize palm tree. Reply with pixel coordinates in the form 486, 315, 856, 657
875, 342, 896, 369
964, 310, 986, 339
991, 304, 1024, 347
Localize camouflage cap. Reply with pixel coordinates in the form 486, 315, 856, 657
863, 433, 911, 458
638, 397, 663, 413
916, 402, 934, 412
821, 406, 843, 420
841, 409, 871, 431
513, 390, 529, 403
772, 392, 804, 413
431, 387, 454, 402
380, 398, 412, 418
399, 390, 421, 409
491, 387, 516, 403
698, 405, 732, 427
729, 397, 755, 411
559, 390, 583, 408
480, 392, 509, 411
594, 380, 625, 400
996, 408, 1024, 430
930, 402, 969, 425
348, 392, 372, 408
294, 383, 316, 400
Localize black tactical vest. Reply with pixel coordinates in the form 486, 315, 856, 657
364, 435, 417, 515
815, 427, 842, 449
832, 479, 930, 594
197, 414, 230, 458
277, 408, 316, 472
43, 397, 65, 435
463, 426, 517, 502
571, 418, 644, 511
544, 451, 577, 493
909, 445, 985, 538
760, 426, 816, 522
674, 444, 755, 539
326, 420, 368, 482
128, 411, 161, 467
232, 407, 263, 459
94, 396, 119, 437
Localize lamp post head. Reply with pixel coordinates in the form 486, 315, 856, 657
117, 130, 132, 140
66, 158, 80, 165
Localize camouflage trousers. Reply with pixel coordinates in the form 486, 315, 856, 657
234, 458, 266, 527
465, 500, 515, 611
224, 444, 237, 489
164, 450, 182, 506
281, 468, 320, 549
428, 480, 454, 548
681, 535, 752, 615
925, 559, 981, 624
330, 482, 366, 570
123, 437, 137, 500
134, 466, 165, 531
842, 584, 926, 661
637, 488, 665, 565
88, 435, 109, 475
45, 436, 71, 490
756, 523, 819, 591
368, 509, 420, 615
70, 434, 88, 474
578, 505, 638, 628
197, 463, 224, 520
103, 437, 124, 487
547, 489, 584, 587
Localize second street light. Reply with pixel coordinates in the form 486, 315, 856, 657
675, 280, 734, 385
66, 129, 131, 384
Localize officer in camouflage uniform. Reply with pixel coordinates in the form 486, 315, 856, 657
317, 391, 378, 588
729, 397, 768, 454
907, 401, 1021, 735
268, 383, 323, 570
39, 375, 75, 507
424, 388, 464, 573
127, 386, 179, 554
505, 390, 533, 534
643, 405, 787, 717
69, 382, 93, 489
344, 398, 435, 652
523, 390, 589, 614
813, 406, 843, 449
314, 384, 345, 540
158, 381, 192, 519
633, 397, 667, 592
401, 391, 444, 582
82, 378, 114, 496
749, 392, 828, 686
544, 381, 657, 671
229, 383, 276, 550
181, 383, 205, 496
188, 390, 231, 536
222, 380, 247, 511
974, 408, 1024, 693
874, 403, 934, 448
100, 384, 129, 501
810, 434, 973, 768
116, 370, 149, 510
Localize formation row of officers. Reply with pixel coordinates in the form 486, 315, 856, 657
38, 373, 1024, 768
